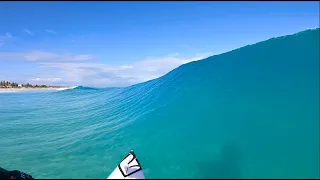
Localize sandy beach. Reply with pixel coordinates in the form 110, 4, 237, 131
0, 87, 67, 92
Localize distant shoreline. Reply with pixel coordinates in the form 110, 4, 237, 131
0, 87, 71, 92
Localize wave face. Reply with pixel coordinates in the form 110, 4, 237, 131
0, 29, 319, 178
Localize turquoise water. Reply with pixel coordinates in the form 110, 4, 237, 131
0, 29, 319, 178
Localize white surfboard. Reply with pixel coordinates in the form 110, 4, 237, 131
107, 150, 145, 179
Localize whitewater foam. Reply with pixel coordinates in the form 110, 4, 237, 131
56, 86, 79, 91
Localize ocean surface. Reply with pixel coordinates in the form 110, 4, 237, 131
0, 29, 319, 179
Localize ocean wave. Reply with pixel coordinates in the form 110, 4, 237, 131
0, 29, 318, 178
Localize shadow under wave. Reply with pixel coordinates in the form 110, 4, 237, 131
197, 143, 243, 179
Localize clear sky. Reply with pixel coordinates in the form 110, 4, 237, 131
0, 2, 319, 87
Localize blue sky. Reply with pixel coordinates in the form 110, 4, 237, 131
0, 2, 319, 87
